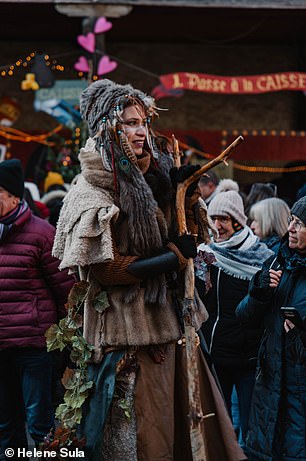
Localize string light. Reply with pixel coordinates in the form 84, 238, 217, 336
0, 51, 65, 79
157, 131, 306, 174
227, 129, 306, 138
0, 124, 63, 145
233, 164, 306, 173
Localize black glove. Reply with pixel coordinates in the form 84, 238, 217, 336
127, 250, 179, 279
171, 234, 197, 259
249, 269, 274, 301
286, 326, 306, 348
169, 165, 201, 196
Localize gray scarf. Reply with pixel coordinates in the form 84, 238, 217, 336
197, 226, 274, 281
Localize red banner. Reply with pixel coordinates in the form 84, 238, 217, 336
160, 72, 306, 94
160, 129, 306, 162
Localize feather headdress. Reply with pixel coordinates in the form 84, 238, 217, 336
80, 78, 157, 137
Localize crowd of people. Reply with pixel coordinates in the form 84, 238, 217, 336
0, 78, 305, 461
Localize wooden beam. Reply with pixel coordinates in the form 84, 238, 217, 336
2, 0, 306, 9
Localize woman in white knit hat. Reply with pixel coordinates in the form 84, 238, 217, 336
195, 185, 273, 451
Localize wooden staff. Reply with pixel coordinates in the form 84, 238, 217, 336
173, 134, 244, 461
176, 135, 244, 235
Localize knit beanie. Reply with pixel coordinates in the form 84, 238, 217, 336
297, 183, 306, 200
0, 158, 24, 198
79, 78, 156, 136
291, 196, 306, 225
208, 190, 247, 227
44, 171, 64, 193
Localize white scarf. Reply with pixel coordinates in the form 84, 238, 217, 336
197, 226, 273, 281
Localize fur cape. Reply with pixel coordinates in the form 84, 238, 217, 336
53, 138, 209, 362
52, 139, 119, 270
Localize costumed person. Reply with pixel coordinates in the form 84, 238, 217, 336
236, 196, 306, 461
194, 185, 273, 450
0, 159, 74, 460
52, 79, 245, 461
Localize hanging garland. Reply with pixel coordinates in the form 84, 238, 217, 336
0, 124, 63, 145
74, 16, 117, 81
43, 281, 110, 454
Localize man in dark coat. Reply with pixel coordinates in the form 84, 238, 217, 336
0, 159, 74, 460
236, 196, 306, 461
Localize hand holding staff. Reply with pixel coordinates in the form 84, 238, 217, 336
176, 135, 244, 236
172, 134, 244, 461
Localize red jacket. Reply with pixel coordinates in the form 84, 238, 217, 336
0, 207, 75, 349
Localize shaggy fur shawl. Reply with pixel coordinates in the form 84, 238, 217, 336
52, 139, 119, 270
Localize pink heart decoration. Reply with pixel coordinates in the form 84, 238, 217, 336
97, 56, 118, 75
74, 56, 90, 73
77, 33, 95, 53
94, 17, 113, 34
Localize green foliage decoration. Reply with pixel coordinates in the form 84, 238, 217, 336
44, 281, 96, 452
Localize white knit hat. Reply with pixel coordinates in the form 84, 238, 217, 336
208, 190, 247, 227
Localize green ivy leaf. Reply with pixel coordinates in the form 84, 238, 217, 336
55, 403, 70, 420
118, 398, 132, 420
69, 348, 92, 366
47, 281, 96, 433
69, 335, 93, 365
64, 391, 88, 409
67, 281, 90, 309
124, 410, 131, 420
63, 370, 82, 390
59, 407, 83, 429
79, 380, 94, 393
93, 290, 110, 313
45, 324, 67, 352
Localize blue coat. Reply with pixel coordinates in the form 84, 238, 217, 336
236, 242, 306, 461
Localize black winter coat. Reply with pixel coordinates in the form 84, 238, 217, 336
196, 264, 263, 370
236, 243, 306, 461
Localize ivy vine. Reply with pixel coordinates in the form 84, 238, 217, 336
43, 281, 106, 454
